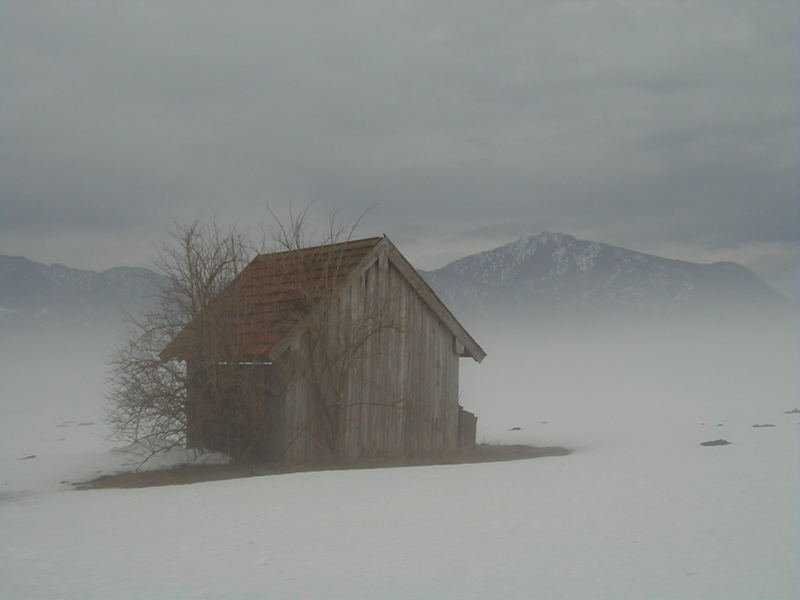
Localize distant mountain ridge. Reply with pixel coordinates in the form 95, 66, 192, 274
420, 232, 794, 323
0, 255, 167, 327
2, 234, 793, 332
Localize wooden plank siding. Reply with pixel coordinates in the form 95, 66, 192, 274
176, 237, 483, 465
279, 252, 461, 463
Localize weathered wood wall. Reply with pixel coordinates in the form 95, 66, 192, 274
458, 407, 478, 449
279, 251, 461, 463
185, 361, 282, 461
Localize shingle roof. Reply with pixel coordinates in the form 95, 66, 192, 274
160, 237, 383, 361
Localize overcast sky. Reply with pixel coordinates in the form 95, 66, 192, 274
1, 1, 797, 297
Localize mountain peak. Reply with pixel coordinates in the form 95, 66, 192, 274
528, 231, 575, 242
421, 234, 793, 322
509, 231, 576, 249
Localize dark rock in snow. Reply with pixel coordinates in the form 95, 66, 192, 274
752, 424, 775, 428
508, 427, 522, 431
700, 439, 730, 446
784, 408, 800, 414
18, 454, 36, 460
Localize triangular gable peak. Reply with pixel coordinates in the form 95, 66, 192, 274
266, 237, 484, 363
161, 236, 485, 363
376, 237, 485, 362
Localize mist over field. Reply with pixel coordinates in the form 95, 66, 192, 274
2, 309, 797, 599
461, 316, 797, 446
2, 1, 798, 597
3, 304, 794, 473
2, 307, 795, 485
0, 326, 114, 492
1, 234, 797, 600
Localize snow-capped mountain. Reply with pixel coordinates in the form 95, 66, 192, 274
421, 232, 794, 323
0, 255, 167, 328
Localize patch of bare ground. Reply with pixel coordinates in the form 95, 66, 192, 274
76, 444, 571, 490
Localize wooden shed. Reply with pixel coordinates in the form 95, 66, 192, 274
161, 236, 485, 464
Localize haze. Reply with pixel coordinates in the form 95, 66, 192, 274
0, 1, 797, 298
1, 2, 798, 599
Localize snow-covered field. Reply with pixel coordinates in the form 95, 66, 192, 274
1, 324, 798, 599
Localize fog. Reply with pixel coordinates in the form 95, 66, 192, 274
2, 312, 795, 465
460, 316, 797, 449
2, 313, 798, 598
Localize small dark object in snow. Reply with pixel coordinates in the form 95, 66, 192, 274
508, 427, 522, 431
56, 421, 74, 428
700, 439, 730, 446
18, 454, 36, 460
752, 424, 775, 428
784, 408, 800, 414
78, 421, 95, 426
540, 421, 549, 424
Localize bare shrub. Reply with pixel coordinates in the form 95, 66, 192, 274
107, 219, 259, 463
108, 207, 409, 465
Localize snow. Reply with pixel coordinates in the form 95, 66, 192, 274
1, 323, 798, 599
575, 242, 602, 272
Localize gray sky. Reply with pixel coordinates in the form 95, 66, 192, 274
1, 1, 797, 297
